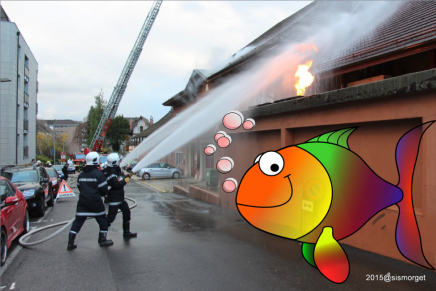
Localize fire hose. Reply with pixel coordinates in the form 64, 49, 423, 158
18, 196, 137, 247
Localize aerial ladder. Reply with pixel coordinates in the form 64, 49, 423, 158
90, 0, 163, 152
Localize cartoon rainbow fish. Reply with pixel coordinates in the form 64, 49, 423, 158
236, 122, 434, 283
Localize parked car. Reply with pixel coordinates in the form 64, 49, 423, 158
52, 165, 65, 180
1, 176, 29, 266
1, 166, 54, 217
139, 163, 183, 180
45, 167, 62, 197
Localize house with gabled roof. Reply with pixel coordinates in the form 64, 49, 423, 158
159, 1, 436, 268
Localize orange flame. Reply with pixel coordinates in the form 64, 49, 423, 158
294, 60, 314, 96
296, 42, 319, 53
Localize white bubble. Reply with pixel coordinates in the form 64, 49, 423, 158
223, 111, 244, 130
223, 178, 238, 193
204, 144, 216, 156
243, 118, 255, 130
216, 157, 234, 173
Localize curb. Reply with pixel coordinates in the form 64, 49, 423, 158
142, 181, 167, 193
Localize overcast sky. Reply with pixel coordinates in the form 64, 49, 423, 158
2, 1, 312, 123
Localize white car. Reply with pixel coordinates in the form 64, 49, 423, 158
138, 163, 183, 180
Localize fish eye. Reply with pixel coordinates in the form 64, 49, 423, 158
254, 154, 262, 164
258, 151, 284, 176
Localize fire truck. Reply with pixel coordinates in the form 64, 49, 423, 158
71, 152, 86, 171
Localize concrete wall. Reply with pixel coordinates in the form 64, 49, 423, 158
1, 21, 38, 165
50, 123, 80, 153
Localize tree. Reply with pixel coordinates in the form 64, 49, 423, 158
36, 133, 69, 161
86, 90, 107, 147
106, 115, 130, 152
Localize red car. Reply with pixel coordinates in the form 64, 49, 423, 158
45, 167, 62, 197
1, 176, 29, 266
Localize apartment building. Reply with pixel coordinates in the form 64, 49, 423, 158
1, 6, 38, 165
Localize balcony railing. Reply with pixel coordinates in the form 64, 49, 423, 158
24, 92, 29, 107
24, 65, 30, 78
23, 118, 29, 130
23, 146, 29, 158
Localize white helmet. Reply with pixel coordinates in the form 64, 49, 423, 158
86, 151, 100, 166
107, 153, 121, 167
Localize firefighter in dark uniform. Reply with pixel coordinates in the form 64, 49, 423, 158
62, 162, 69, 181
103, 153, 137, 237
67, 151, 113, 250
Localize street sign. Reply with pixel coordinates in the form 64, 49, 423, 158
61, 151, 66, 162
50, 148, 55, 156
302, 200, 313, 212
56, 180, 76, 200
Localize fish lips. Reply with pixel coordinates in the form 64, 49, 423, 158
237, 174, 293, 208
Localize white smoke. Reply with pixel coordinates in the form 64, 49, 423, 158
123, 1, 405, 171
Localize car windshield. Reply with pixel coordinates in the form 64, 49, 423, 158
46, 168, 58, 178
53, 165, 63, 171
1, 170, 38, 183
100, 156, 107, 163
75, 154, 86, 159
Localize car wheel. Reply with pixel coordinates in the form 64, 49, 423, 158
143, 173, 150, 180
22, 209, 30, 234
33, 194, 46, 217
172, 172, 180, 179
1, 228, 7, 266
47, 188, 54, 207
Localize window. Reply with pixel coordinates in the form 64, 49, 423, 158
150, 164, 160, 169
24, 55, 29, 69
140, 126, 143, 132
1, 180, 14, 202
176, 152, 183, 166
55, 126, 59, 129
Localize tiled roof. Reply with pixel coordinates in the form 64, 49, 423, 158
314, 1, 436, 73
208, 1, 359, 80
163, 69, 208, 106
36, 119, 55, 135
132, 111, 173, 139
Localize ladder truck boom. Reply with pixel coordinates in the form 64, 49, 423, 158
90, 0, 163, 152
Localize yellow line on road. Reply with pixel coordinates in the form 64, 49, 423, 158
143, 181, 167, 193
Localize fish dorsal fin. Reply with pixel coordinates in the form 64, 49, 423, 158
305, 127, 357, 149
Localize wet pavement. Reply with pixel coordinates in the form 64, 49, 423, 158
1, 179, 435, 290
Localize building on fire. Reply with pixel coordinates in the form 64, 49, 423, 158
136, 1, 436, 268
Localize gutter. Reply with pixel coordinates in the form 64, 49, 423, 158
16, 31, 20, 164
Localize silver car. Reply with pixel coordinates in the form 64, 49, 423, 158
139, 163, 183, 180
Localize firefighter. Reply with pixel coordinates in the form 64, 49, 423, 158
103, 153, 137, 238
62, 162, 69, 181
67, 151, 113, 250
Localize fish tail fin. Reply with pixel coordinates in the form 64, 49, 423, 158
395, 121, 434, 270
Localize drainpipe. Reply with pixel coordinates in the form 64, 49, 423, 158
16, 31, 21, 164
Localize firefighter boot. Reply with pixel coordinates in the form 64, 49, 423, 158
98, 232, 114, 247
123, 222, 137, 237
67, 233, 77, 251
